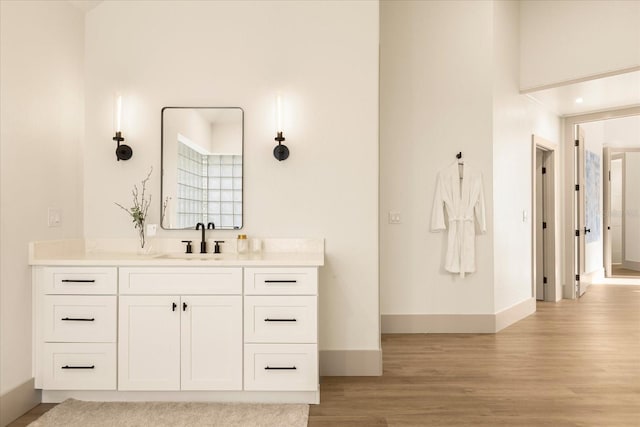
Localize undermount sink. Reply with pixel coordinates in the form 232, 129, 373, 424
155, 253, 225, 261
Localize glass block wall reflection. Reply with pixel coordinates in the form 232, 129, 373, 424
176, 142, 242, 229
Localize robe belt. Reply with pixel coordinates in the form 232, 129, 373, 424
448, 216, 473, 222
449, 216, 473, 278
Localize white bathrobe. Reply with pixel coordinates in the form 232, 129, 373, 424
431, 162, 486, 277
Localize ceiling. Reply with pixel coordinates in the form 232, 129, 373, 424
525, 70, 640, 117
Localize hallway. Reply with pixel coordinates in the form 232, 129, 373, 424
310, 285, 640, 426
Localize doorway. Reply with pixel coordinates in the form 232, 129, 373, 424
563, 108, 640, 299
532, 136, 557, 301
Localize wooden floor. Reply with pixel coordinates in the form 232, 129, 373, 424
612, 264, 640, 277
10, 285, 640, 427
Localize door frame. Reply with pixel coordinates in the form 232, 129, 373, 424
562, 106, 640, 299
532, 135, 558, 302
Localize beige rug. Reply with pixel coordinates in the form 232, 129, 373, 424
28, 399, 308, 427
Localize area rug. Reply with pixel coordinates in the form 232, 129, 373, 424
28, 399, 309, 427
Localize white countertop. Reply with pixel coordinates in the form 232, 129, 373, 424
29, 239, 325, 267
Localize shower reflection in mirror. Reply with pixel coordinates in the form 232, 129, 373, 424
161, 107, 243, 230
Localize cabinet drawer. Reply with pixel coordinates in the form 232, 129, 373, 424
119, 267, 242, 295
44, 296, 116, 343
43, 343, 116, 390
244, 268, 317, 295
43, 267, 117, 295
244, 296, 317, 343
244, 344, 318, 391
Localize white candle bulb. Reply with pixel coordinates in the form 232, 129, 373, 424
115, 94, 123, 133
275, 94, 284, 134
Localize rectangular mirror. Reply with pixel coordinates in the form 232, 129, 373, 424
161, 107, 243, 230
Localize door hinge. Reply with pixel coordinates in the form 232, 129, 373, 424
575, 140, 579, 147
575, 184, 580, 191
575, 274, 580, 281
543, 222, 547, 229
542, 167, 547, 174
575, 229, 580, 237
543, 277, 548, 284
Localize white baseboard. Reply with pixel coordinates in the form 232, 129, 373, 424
622, 260, 640, 272
382, 313, 495, 333
495, 298, 536, 332
319, 349, 382, 376
382, 298, 536, 334
0, 378, 41, 427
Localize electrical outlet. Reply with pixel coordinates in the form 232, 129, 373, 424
388, 211, 402, 224
47, 208, 61, 227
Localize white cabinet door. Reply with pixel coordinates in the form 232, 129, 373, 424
118, 296, 180, 391
181, 296, 242, 390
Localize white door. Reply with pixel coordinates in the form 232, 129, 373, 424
118, 295, 180, 390
180, 295, 242, 390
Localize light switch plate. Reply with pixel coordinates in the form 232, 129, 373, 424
47, 208, 61, 227
389, 211, 401, 224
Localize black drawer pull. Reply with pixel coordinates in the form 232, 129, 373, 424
61, 279, 96, 283
61, 317, 95, 322
264, 318, 297, 322
265, 366, 297, 370
61, 365, 95, 369
264, 280, 297, 283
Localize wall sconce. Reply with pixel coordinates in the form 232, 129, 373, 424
273, 94, 289, 161
113, 94, 133, 161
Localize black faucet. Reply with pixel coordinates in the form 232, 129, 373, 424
195, 223, 207, 253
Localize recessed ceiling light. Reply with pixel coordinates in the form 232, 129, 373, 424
575, 97, 584, 104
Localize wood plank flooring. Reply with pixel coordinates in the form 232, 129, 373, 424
9, 285, 640, 427
612, 264, 640, 277
309, 285, 640, 426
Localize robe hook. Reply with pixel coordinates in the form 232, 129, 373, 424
456, 152, 462, 160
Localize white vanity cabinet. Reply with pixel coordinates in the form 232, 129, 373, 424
31, 243, 323, 404
118, 268, 242, 391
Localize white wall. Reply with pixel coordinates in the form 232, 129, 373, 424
380, 0, 495, 316
579, 121, 604, 275
520, 0, 640, 91
84, 1, 380, 352
380, 0, 561, 319
603, 115, 640, 148
0, 0, 84, 411
625, 153, 640, 265
492, 0, 561, 311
